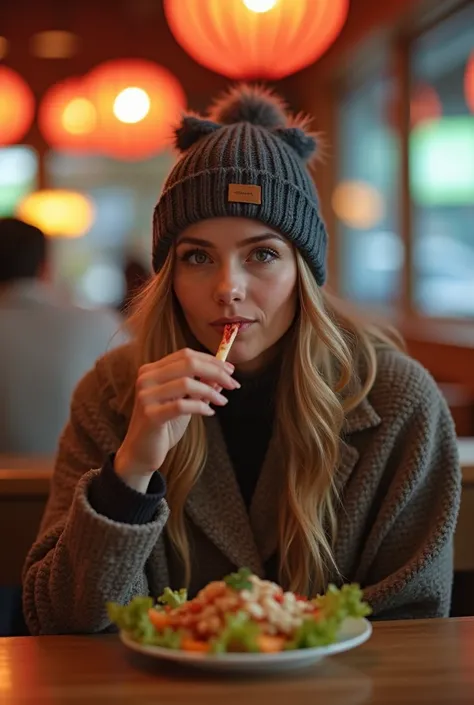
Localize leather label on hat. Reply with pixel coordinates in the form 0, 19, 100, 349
228, 184, 261, 205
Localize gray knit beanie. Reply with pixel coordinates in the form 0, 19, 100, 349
153, 85, 327, 285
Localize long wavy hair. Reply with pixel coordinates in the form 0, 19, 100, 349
124, 248, 401, 595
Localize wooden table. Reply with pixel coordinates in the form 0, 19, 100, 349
0, 618, 473, 704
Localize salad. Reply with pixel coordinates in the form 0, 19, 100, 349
108, 568, 371, 655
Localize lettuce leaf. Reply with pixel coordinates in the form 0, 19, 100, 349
107, 596, 184, 648
286, 583, 372, 650
107, 596, 155, 642
313, 583, 372, 621
157, 587, 188, 609
210, 612, 260, 654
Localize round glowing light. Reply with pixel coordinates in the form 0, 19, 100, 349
87, 59, 186, 160
16, 189, 95, 238
332, 181, 385, 230
62, 97, 97, 135
39, 78, 98, 153
113, 87, 151, 124
164, 0, 348, 80
0, 66, 35, 145
242, 0, 278, 13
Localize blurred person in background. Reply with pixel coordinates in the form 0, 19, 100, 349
0, 218, 126, 455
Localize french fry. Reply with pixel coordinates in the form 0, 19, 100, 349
215, 323, 240, 361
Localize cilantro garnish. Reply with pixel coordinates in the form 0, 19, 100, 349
223, 567, 253, 591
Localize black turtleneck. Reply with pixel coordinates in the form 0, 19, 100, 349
214, 354, 280, 509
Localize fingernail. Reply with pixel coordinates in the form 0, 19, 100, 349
232, 379, 241, 389
215, 393, 228, 404
225, 362, 234, 371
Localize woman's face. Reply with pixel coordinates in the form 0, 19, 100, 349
173, 217, 298, 372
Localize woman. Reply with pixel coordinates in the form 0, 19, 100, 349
23, 85, 461, 635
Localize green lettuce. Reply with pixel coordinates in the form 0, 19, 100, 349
157, 587, 188, 609
107, 596, 183, 648
210, 612, 260, 654
286, 583, 372, 650
313, 583, 372, 621
107, 596, 156, 643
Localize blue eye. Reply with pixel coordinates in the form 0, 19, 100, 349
250, 247, 279, 263
179, 249, 211, 265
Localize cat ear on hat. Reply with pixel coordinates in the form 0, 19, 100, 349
174, 114, 221, 152
272, 125, 319, 164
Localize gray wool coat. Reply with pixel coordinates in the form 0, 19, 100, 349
23, 344, 462, 635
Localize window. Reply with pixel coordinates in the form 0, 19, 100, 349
336, 2, 474, 321
410, 3, 474, 318
336, 72, 402, 306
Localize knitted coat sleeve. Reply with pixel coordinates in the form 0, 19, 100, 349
360, 359, 462, 619
22, 360, 170, 635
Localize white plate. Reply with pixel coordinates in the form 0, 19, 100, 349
120, 617, 372, 673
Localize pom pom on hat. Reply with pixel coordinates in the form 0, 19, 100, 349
208, 83, 288, 128
174, 84, 320, 162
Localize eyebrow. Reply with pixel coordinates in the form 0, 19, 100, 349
176, 233, 286, 248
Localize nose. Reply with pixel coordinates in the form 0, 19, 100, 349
212, 262, 246, 305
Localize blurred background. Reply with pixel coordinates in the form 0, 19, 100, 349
0, 0, 473, 412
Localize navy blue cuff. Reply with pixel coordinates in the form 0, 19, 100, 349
88, 454, 166, 524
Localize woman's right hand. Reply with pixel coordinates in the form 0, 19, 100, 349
114, 348, 240, 491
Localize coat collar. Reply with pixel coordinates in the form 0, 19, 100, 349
185, 396, 382, 574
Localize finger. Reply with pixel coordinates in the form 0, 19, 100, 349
142, 348, 234, 374
147, 398, 216, 424
137, 378, 228, 406
139, 358, 239, 391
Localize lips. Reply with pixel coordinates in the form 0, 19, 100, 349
210, 318, 255, 334
210, 318, 254, 326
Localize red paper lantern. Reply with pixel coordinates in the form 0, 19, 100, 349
87, 59, 186, 161
163, 0, 349, 80
464, 52, 474, 114
39, 78, 98, 153
0, 66, 35, 145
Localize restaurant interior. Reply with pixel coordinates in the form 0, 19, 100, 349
0, 0, 473, 702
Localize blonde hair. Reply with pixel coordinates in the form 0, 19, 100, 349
125, 249, 401, 595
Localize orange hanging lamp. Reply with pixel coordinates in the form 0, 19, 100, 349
163, 0, 349, 80
87, 59, 186, 161
38, 77, 98, 153
464, 52, 474, 114
0, 66, 35, 145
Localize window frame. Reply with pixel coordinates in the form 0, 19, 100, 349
332, 0, 474, 332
